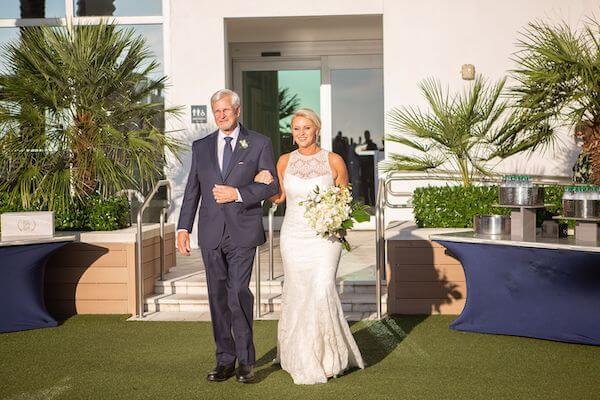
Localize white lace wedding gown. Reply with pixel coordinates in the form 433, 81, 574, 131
276, 149, 365, 385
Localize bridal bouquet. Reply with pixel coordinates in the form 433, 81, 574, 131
300, 185, 370, 251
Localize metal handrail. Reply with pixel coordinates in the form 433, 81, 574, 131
374, 170, 575, 320
268, 204, 277, 280
375, 177, 385, 320
255, 202, 277, 319
382, 171, 573, 209
134, 179, 172, 319
254, 246, 262, 319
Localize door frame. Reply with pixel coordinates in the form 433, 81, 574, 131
232, 53, 383, 151
231, 43, 383, 229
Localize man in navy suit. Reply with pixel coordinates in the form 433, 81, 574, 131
177, 89, 278, 383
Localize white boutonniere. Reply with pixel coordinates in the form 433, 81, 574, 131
239, 139, 249, 149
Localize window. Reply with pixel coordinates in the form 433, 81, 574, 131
0, 0, 65, 19
0, 28, 20, 70
74, 0, 162, 17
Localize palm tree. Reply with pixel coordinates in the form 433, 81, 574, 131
0, 21, 182, 213
509, 18, 600, 183
383, 76, 522, 186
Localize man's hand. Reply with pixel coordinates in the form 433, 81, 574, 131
213, 184, 238, 203
177, 230, 191, 256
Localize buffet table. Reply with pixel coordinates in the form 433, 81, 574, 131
430, 232, 600, 346
0, 235, 75, 333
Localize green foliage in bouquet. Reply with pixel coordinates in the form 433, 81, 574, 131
301, 184, 370, 251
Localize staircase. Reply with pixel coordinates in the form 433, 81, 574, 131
140, 231, 386, 321
143, 270, 386, 321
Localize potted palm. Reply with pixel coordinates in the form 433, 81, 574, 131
509, 18, 600, 184
383, 76, 531, 186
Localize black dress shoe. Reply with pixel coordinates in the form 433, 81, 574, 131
236, 364, 255, 383
207, 364, 235, 382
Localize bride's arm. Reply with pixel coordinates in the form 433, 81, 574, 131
269, 154, 289, 204
329, 152, 349, 186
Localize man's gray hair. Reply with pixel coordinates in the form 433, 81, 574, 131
210, 89, 241, 108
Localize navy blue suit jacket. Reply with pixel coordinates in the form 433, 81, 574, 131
177, 125, 279, 249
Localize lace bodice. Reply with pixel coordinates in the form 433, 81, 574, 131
285, 149, 331, 179
283, 149, 334, 223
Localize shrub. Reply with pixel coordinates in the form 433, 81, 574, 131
0, 194, 130, 231
412, 184, 565, 228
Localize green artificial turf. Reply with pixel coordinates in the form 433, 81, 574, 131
1, 315, 598, 400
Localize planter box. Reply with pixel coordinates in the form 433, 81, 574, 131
45, 223, 176, 316
386, 223, 469, 315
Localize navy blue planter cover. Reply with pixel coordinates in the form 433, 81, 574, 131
0, 242, 69, 333
435, 240, 600, 346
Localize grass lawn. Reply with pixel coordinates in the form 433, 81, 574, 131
1, 315, 598, 400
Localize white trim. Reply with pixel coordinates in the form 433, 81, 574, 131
320, 56, 332, 151
162, 0, 171, 80
65, 0, 74, 19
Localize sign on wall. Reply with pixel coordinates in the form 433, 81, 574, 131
191, 105, 207, 124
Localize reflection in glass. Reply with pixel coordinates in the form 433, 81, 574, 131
242, 70, 320, 161
119, 24, 163, 79
331, 69, 383, 208
75, 0, 162, 16
1, 0, 65, 19
242, 69, 320, 215
117, 24, 164, 131
0, 28, 20, 70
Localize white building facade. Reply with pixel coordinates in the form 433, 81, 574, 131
1, 0, 598, 246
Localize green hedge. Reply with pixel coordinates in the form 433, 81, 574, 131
0, 194, 130, 231
412, 184, 564, 228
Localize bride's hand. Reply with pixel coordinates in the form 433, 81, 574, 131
254, 170, 274, 185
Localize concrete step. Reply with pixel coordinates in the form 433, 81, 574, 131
154, 272, 388, 297
145, 292, 282, 313
145, 291, 387, 314
136, 310, 381, 322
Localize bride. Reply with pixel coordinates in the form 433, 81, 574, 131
254, 108, 365, 384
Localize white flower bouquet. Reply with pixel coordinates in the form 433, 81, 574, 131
300, 185, 370, 251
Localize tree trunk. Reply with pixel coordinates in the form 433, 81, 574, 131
576, 123, 600, 185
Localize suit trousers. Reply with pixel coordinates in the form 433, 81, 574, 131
200, 225, 256, 366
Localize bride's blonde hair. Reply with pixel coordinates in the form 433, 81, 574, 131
291, 108, 321, 134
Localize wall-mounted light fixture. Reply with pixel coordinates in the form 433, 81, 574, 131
461, 64, 475, 80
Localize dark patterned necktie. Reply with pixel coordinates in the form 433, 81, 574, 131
222, 136, 233, 177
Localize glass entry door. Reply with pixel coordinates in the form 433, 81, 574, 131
328, 56, 383, 211
234, 60, 321, 218
233, 56, 383, 219
234, 61, 321, 163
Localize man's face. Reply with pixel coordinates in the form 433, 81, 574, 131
211, 96, 240, 133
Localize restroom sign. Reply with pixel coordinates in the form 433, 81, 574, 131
191, 105, 207, 124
